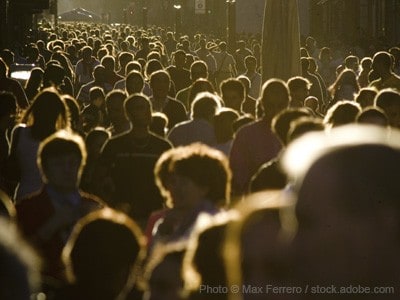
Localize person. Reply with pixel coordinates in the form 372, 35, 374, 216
0, 92, 17, 193
229, 79, 289, 197
152, 143, 231, 243
168, 92, 219, 147
149, 70, 187, 130
237, 75, 257, 117
318, 46, 336, 87
56, 208, 145, 300
369, 51, 400, 91
76, 65, 112, 107
358, 57, 373, 88
16, 130, 104, 281
356, 107, 388, 127
7, 88, 69, 202
234, 40, 253, 75
166, 50, 191, 93
101, 55, 124, 87
97, 94, 172, 227
328, 69, 360, 104
74, 46, 100, 90
81, 87, 108, 132
213, 108, 240, 157
243, 55, 261, 99
176, 60, 209, 110
105, 90, 131, 136
0, 58, 29, 109
223, 191, 292, 300
0, 217, 41, 300
301, 57, 323, 106
250, 108, 311, 193
125, 70, 145, 95
374, 88, 400, 128
142, 242, 186, 300
287, 76, 311, 108
324, 100, 361, 128
282, 125, 400, 298
354, 87, 377, 108
24, 67, 44, 102
195, 39, 217, 82
213, 42, 237, 92
220, 78, 245, 113
80, 128, 110, 195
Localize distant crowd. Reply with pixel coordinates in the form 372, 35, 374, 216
0, 22, 400, 299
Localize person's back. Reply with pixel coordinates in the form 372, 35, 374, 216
99, 94, 172, 226
229, 79, 289, 197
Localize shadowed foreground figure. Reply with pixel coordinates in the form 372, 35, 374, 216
282, 125, 400, 299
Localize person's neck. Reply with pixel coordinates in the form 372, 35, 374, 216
113, 120, 130, 133
381, 71, 392, 81
130, 126, 150, 138
46, 184, 78, 195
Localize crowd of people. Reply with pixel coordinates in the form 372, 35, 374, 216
1, 21, 400, 299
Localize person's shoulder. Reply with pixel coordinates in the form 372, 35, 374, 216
79, 191, 106, 207
16, 188, 48, 211
149, 132, 173, 148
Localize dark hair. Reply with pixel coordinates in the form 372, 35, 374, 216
170, 143, 231, 206
21, 88, 69, 140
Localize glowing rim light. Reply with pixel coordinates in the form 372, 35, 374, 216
281, 124, 400, 182
173, 4, 182, 9
10, 71, 31, 81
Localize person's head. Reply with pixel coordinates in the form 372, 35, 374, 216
38, 130, 86, 192
260, 79, 290, 119
173, 50, 186, 68
244, 55, 257, 73
188, 79, 215, 108
118, 52, 134, 75
89, 87, 106, 107
287, 76, 311, 106
360, 57, 372, 72
287, 117, 325, 143
304, 96, 319, 113
307, 57, 319, 73
219, 42, 227, 52
318, 47, 332, 62
220, 79, 245, 112
190, 91, 220, 121
142, 243, 185, 300
214, 108, 240, 144
43, 62, 66, 87
374, 88, 400, 128
85, 128, 110, 159
150, 70, 170, 100
81, 46, 93, 61
125, 60, 142, 75
25, 67, 44, 94
224, 192, 291, 295
0, 58, 8, 78
124, 93, 153, 128
356, 106, 388, 127
93, 65, 106, 83
324, 100, 361, 128
330, 69, 359, 101
145, 59, 163, 80
63, 208, 144, 298
101, 55, 116, 72
167, 144, 231, 209
190, 60, 208, 81
105, 90, 128, 126
150, 112, 168, 137
300, 57, 310, 75
22, 88, 69, 140
344, 55, 360, 73
372, 51, 392, 77
355, 87, 377, 108
272, 108, 311, 146
126, 71, 144, 95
